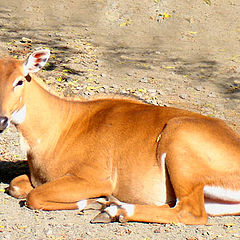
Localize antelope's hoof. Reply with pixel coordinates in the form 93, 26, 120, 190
91, 212, 113, 223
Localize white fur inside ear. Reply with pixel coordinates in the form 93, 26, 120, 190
11, 105, 26, 124
23, 49, 50, 76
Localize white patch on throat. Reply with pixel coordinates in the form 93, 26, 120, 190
11, 105, 26, 124
19, 133, 30, 153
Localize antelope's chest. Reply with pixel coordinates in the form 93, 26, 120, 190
26, 150, 53, 187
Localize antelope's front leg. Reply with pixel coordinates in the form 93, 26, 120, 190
26, 175, 113, 211
8, 174, 33, 199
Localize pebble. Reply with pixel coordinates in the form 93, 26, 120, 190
120, 89, 128, 94
110, 84, 118, 89
233, 80, 240, 86
179, 94, 188, 99
194, 86, 203, 91
98, 87, 105, 93
140, 77, 148, 83
148, 89, 157, 93
83, 91, 90, 96
208, 92, 216, 97
100, 73, 106, 78
20, 37, 32, 43
102, 85, 109, 90
44, 229, 53, 236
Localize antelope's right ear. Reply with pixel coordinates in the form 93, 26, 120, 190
23, 49, 50, 76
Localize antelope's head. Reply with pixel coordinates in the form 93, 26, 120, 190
0, 49, 50, 132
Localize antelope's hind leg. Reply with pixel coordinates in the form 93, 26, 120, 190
92, 117, 240, 224
92, 184, 208, 225
92, 154, 208, 224
93, 118, 217, 225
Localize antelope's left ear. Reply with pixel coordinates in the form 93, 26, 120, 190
23, 49, 50, 76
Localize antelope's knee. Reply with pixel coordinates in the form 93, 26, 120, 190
9, 176, 32, 199
26, 190, 43, 210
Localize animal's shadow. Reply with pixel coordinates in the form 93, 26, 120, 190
0, 160, 29, 184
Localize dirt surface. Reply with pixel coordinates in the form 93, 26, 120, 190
0, 0, 240, 239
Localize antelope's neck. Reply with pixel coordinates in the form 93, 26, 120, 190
16, 78, 83, 149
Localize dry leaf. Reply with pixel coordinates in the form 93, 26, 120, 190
203, 0, 211, 5
163, 12, 171, 19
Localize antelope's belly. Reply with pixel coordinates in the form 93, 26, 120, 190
113, 164, 175, 206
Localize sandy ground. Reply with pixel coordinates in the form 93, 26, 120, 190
0, 0, 240, 239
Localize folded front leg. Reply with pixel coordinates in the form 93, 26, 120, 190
8, 174, 33, 199
26, 175, 113, 210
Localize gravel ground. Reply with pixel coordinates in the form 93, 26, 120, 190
0, 0, 240, 239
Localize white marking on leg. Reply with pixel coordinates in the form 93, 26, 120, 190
96, 197, 109, 204
121, 203, 135, 217
105, 205, 118, 217
77, 199, 87, 211
204, 186, 240, 202
11, 186, 20, 195
161, 153, 166, 164
173, 198, 179, 209
11, 105, 26, 124
205, 202, 240, 216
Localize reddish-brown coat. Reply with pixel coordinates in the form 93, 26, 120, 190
0, 54, 239, 225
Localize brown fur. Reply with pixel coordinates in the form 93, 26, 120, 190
0, 55, 240, 225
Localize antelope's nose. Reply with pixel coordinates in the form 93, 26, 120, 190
0, 116, 9, 132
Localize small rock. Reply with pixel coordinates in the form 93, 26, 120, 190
98, 88, 104, 93
102, 85, 109, 90
83, 91, 90, 96
100, 73, 106, 78
148, 89, 157, 93
20, 37, 32, 43
194, 86, 203, 91
233, 80, 240, 86
110, 84, 118, 89
179, 94, 188, 99
44, 229, 53, 236
140, 77, 148, 83
208, 92, 216, 97
153, 227, 162, 233
120, 89, 128, 94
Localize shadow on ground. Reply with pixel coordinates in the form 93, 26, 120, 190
0, 161, 29, 184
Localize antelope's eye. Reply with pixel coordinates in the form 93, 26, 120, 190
16, 80, 24, 86
13, 78, 24, 88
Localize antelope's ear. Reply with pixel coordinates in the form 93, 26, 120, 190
23, 49, 50, 76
